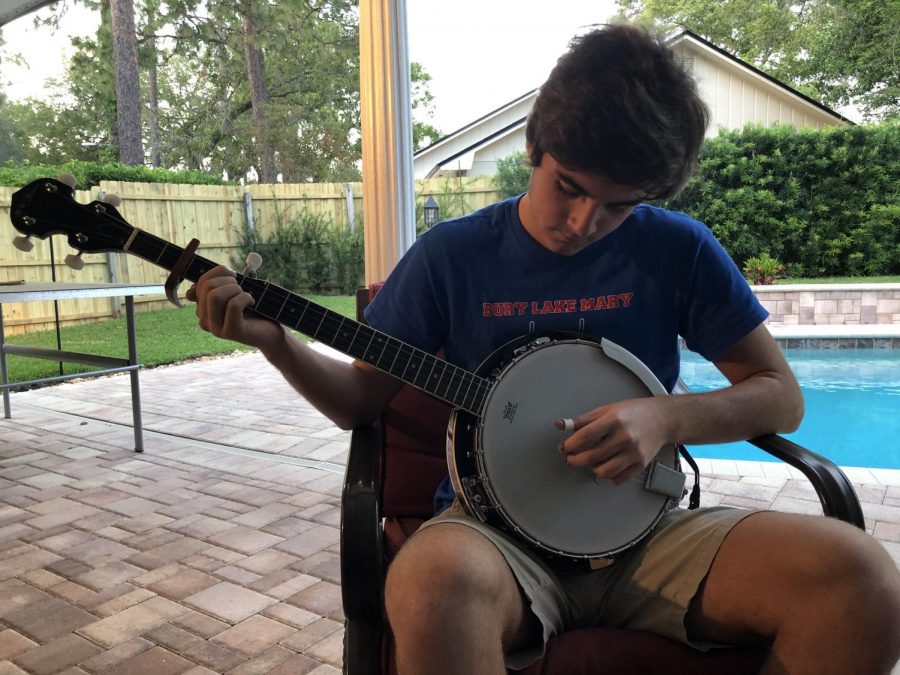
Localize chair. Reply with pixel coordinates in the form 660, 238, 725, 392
341, 286, 865, 675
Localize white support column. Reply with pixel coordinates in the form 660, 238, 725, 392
359, 0, 416, 285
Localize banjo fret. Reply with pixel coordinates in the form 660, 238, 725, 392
461, 376, 486, 412
455, 372, 476, 409
345, 324, 374, 360
436, 363, 457, 400
415, 354, 436, 389
396, 344, 418, 380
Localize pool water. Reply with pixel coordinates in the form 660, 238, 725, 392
679, 349, 900, 470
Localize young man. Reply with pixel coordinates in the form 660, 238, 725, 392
190, 23, 900, 675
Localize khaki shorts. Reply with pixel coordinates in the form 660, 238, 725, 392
417, 502, 759, 670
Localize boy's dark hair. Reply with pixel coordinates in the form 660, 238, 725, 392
525, 23, 708, 200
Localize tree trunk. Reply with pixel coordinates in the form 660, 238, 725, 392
148, 35, 161, 168
109, 0, 144, 165
242, 5, 276, 182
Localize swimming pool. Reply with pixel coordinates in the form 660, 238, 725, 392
679, 348, 900, 470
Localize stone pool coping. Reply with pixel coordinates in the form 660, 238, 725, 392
691, 456, 900, 486
767, 323, 899, 348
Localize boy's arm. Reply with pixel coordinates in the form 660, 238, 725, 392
189, 266, 403, 430
560, 324, 804, 483
665, 323, 804, 443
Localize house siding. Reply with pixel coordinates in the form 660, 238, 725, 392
675, 42, 842, 134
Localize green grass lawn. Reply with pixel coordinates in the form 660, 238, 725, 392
3, 295, 356, 385
775, 275, 900, 284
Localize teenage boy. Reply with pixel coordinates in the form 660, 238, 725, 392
191, 23, 900, 674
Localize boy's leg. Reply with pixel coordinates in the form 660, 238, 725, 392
687, 512, 900, 675
385, 522, 543, 675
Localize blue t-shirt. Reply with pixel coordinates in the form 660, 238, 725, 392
365, 196, 767, 513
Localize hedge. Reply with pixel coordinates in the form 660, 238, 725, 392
667, 123, 900, 277
0, 160, 223, 189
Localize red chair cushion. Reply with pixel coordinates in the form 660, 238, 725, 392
520, 628, 766, 675
380, 385, 451, 519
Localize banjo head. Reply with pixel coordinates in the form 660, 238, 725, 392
452, 337, 679, 559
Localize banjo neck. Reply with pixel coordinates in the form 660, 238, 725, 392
124, 230, 490, 416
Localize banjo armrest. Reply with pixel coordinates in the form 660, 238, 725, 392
340, 419, 385, 674
747, 434, 865, 529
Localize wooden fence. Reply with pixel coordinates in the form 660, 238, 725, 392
0, 176, 500, 334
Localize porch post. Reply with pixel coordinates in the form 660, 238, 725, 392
359, 0, 416, 285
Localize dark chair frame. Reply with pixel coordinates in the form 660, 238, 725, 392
340, 290, 866, 674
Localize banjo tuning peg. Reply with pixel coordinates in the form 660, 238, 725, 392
64, 253, 85, 271
243, 251, 262, 277
100, 192, 122, 207
12, 236, 34, 252
56, 173, 77, 189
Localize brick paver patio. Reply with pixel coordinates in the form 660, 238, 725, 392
1, 350, 898, 673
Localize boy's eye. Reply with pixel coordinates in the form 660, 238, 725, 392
555, 181, 579, 197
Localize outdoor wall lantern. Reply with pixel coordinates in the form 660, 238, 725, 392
423, 195, 439, 227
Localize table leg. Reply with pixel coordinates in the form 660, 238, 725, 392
125, 296, 145, 452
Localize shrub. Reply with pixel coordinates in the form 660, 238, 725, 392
493, 151, 531, 198
743, 253, 785, 285
0, 159, 223, 188
416, 178, 479, 233
232, 207, 363, 295
327, 224, 364, 295
666, 122, 900, 278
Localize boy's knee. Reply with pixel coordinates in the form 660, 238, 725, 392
796, 520, 900, 638
385, 523, 514, 624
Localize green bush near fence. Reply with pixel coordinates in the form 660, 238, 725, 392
415, 177, 477, 233
231, 208, 363, 295
0, 160, 223, 188
666, 123, 900, 278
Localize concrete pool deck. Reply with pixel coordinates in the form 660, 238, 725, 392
0, 348, 898, 673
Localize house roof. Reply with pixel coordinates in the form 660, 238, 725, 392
414, 29, 853, 167
674, 29, 854, 125
415, 89, 535, 161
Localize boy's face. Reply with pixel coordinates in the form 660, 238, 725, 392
518, 151, 642, 256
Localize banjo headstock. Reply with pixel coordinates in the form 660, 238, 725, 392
10, 177, 136, 258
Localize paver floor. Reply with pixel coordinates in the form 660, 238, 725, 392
1, 350, 898, 673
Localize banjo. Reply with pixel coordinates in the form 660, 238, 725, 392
9, 177, 691, 560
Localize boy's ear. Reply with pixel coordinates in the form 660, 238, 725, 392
525, 142, 541, 168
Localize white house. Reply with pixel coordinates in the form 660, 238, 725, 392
413, 30, 854, 180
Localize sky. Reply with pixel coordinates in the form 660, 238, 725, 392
405, 0, 619, 132
0, 0, 619, 135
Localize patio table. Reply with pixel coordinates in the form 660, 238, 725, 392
0, 281, 163, 452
